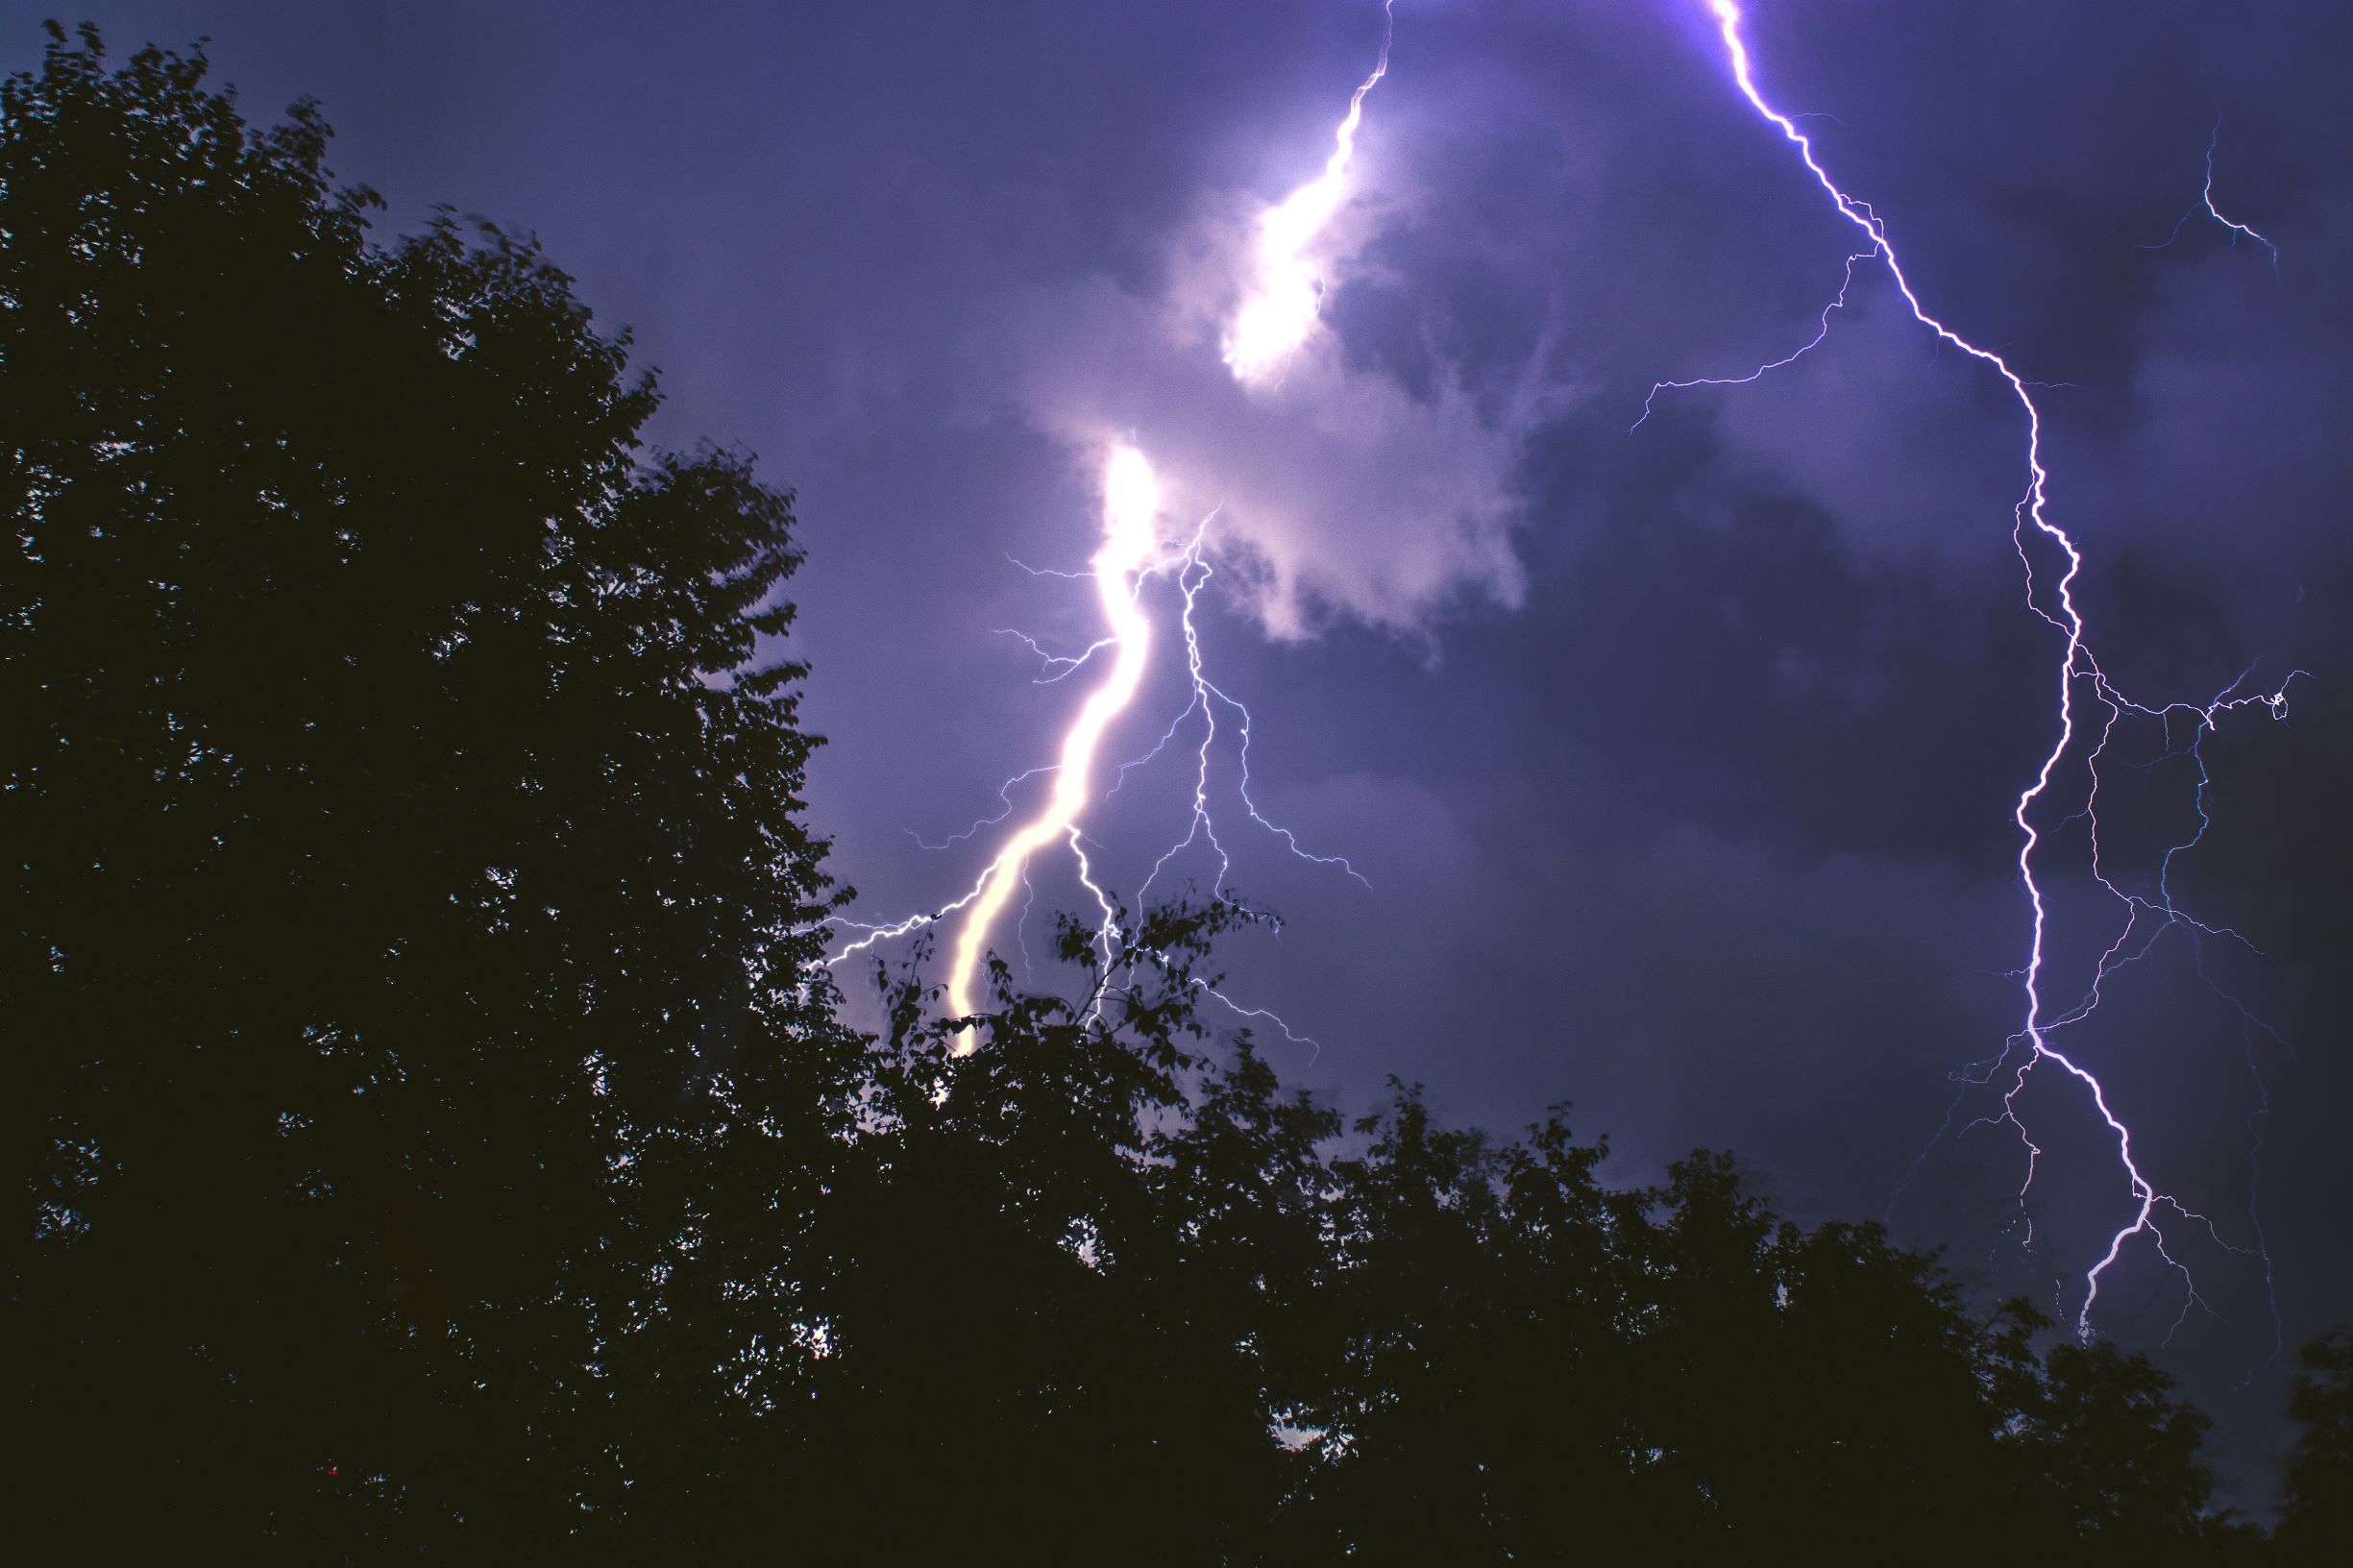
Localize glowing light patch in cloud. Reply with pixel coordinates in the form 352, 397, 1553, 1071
1224, 0, 1395, 385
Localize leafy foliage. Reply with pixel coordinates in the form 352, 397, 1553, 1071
2278, 1330, 2353, 1556
6, 24, 846, 1553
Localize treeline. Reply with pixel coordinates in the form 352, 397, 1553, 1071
8, 27, 2348, 1561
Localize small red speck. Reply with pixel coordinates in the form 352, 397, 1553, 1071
328, 1466, 339, 1477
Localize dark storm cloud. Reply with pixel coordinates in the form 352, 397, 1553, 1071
16, 0, 2346, 1508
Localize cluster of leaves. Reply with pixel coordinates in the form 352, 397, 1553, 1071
785, 909, 2257, 1563
9, 26, 2349, 1562
4, 23, 846, 1553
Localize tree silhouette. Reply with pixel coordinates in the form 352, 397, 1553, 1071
2278, 1329, 2353, 1556
7, 25, 846, 1553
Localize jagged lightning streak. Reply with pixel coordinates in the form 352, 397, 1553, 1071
825, 446, 1158, 1031
1677, 0, 2295, 1340
823, 458, 1148, 1008
1629, 248, 1873, 433
834, 6, 1393, 1042
2141, 118, 2280, 270
937, 444, 1162, 1024
833, 461, 1363, 1040
1225, 0, 1394, 383
1125, 519, 1370, 909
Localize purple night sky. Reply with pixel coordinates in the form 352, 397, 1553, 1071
19, 0, 2346, 1507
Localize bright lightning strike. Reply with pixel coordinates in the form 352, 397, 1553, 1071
836, 9, 1395, 1044
1674, 0, 2298, 1342
1224, 0, 1395, 384
836, 441, 1363, 1041
938, 444, 1163, 1026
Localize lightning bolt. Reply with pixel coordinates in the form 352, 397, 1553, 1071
833, 446, 1360, 1041
833, 8, 1396, 1042
933, 443, 1162, 1023
1670, 0, 2297, 1341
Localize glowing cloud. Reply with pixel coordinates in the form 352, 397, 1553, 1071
1223, 1, 1395, 384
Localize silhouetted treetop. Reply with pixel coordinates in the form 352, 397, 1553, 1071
2278, 1329, 2353, 1556
9, 25, 843, 1553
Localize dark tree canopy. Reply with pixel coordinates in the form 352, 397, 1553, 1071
4, 24, 2318, 1563
2277, 1330, 2353, 1556
6, 24, 847, 1553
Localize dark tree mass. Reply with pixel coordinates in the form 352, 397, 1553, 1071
7, 28, 2344, 1563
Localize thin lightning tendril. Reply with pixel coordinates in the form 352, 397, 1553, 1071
994, 627, 1119, 685
1629, 249, 1874, 433
905, 764, 1059, 851
1677, 0, 2295, 1342
2140, 118, 2280, 271
1133, 517, 1371, 909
